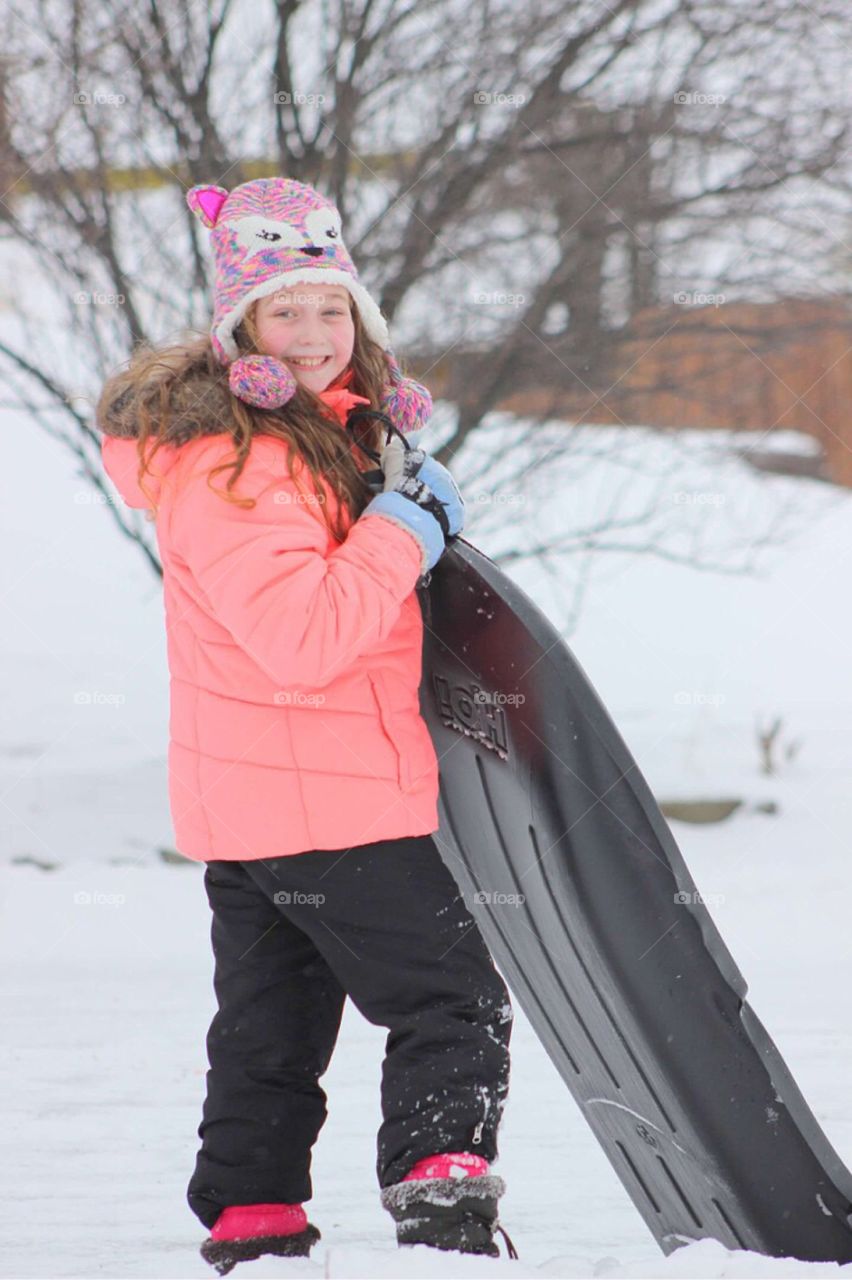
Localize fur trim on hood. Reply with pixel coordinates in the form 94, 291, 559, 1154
96, 340, 382, 510
96, 341, 237, 446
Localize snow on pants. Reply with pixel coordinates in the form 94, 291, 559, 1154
186, 832, 513, 1229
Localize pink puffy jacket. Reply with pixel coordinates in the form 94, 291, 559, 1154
101, 431, 440, 861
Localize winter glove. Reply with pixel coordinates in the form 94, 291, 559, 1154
379, 436, 465, 538
362, 436, 465, 574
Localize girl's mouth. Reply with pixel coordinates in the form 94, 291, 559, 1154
288, 355, 332, 369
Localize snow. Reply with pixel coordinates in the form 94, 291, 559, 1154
3, 414, 852, 1277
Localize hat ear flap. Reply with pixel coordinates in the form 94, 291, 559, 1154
186, 184, 229, 229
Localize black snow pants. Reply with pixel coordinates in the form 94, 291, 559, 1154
186, 832, 513, 1230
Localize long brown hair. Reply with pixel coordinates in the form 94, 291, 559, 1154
97, 294, 394, 542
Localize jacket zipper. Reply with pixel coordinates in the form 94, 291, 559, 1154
472, 1087, 491, 1146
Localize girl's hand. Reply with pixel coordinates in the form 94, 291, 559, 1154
361, 435, 464, 574
378, 438, 465, 539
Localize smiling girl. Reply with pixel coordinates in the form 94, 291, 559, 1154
96, 177, 514, 1273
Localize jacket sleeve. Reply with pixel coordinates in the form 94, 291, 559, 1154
168, 438, 426, 690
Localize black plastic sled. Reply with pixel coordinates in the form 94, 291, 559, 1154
417, 536, 852, 1262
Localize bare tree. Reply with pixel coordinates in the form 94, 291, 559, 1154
1, 0, 849, 596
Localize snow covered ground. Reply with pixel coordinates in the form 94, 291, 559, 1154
2, 415, 852, 1278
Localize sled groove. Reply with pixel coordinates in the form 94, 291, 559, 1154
475, 753, 619, 1088
615, 1140, 661, 1215
657, 1157, 703, 1228
529, 823, 679, 1135
712, 1197, 748, 1250
440, 777, 582, 1078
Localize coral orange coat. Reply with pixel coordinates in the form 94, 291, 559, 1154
101, 431, 440, 860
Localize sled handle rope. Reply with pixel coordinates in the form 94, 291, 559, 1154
346, 407, 461, 546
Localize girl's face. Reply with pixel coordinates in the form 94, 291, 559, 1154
253, 284, 356, 392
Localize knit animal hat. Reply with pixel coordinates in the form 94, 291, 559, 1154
186, 176, 430, 434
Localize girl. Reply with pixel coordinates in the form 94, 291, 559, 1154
97, 177, 515, 1274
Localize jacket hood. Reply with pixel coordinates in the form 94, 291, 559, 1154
97, 342, 238, 445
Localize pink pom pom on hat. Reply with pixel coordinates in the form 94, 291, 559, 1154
227, 354, 298, 411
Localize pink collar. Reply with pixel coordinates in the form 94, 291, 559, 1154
316, 366, 371, 425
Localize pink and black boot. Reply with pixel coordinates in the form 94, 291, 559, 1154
199, 1202, 320, 1275
380, 1152, 518, 1259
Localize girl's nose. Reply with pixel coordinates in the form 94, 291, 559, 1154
299, 309, 329, 338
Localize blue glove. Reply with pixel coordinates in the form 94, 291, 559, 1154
362, 439, 465, 573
